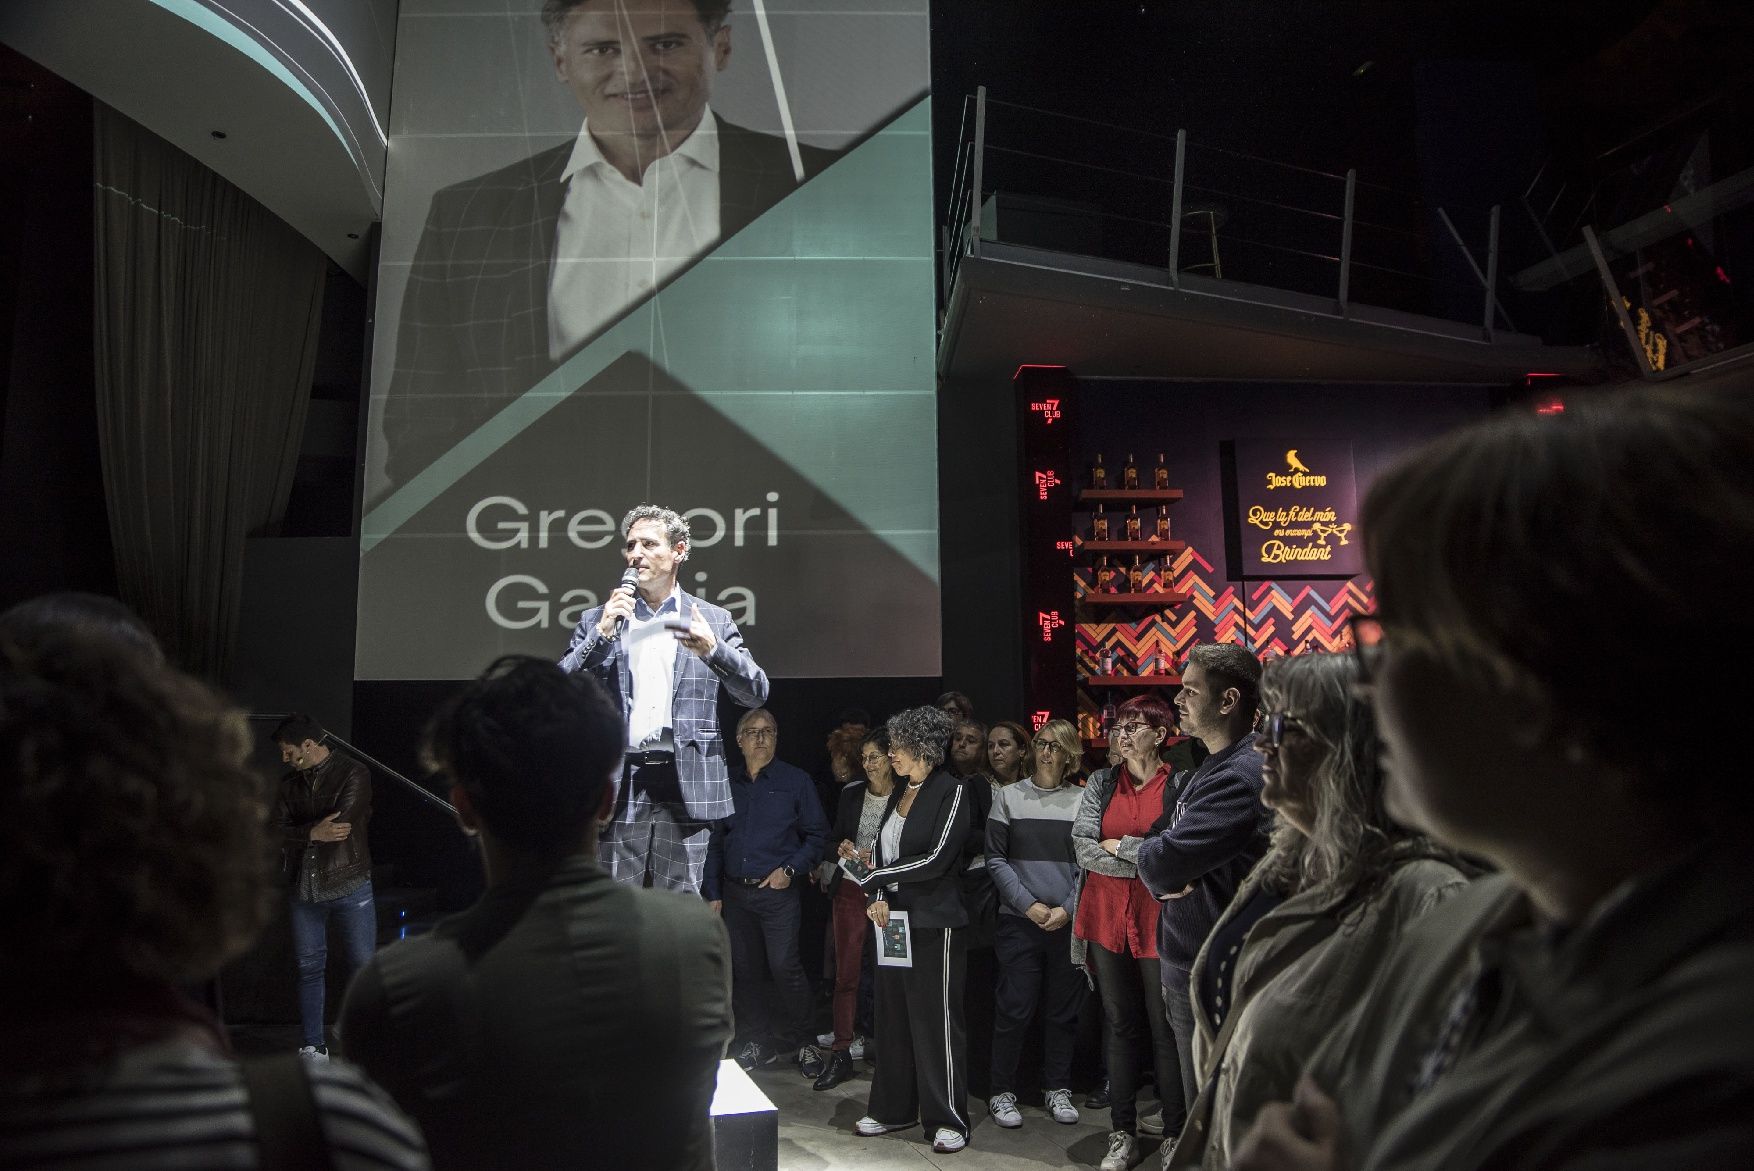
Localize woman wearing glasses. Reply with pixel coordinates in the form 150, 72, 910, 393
855, 706, 975, 1154
1072, 695, 1186, 1171
1233, 387, 1754, 1171
984, 718, 1089, 1130
1165, 653, 1469, 1169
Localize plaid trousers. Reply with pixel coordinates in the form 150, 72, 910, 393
601, 758, 712, 895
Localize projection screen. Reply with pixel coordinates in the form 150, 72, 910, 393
356, 0, 938, 680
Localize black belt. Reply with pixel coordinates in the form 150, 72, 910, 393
728, 876, 766, 887
625, 749, 675, 766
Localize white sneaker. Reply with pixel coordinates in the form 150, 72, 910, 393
1139, 1104, 1164, 1135
855, 1116, 915, 1137
1159, 1136, 1180, 1170
296, 1045, 329, 1063
1100, 1130, 1139, 1171
816, 1030, 836, 1046
1044, 1087, 1079, 1124
849, 1034, 866, 1060
988, 1092, 1023, 1128
932, 1128, 967, 1153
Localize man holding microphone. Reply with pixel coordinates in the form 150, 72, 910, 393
560, 503, 769, 895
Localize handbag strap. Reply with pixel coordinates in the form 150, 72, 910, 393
239, 1052, 335, 1171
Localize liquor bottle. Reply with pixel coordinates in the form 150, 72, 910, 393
1125, 504, 1142, 540
1122, 452, 1139, 490
1095, 555, 1115, 592
1091, 452, 1108, 490
1100, 697, 1118, 735
1154, 452, 1170, 489
1127, 554, 1144, 592
1156, 504, 1172, 541
1092, 504, 1109, 540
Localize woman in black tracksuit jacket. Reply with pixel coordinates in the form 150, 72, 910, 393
853, 705, 975, 1154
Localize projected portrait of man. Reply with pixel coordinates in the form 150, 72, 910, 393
379, 0, 839, 492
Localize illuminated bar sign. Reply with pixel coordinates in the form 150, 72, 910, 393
1231, 440, 1363, 578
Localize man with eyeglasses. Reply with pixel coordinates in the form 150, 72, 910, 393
705, 707, 831, 1073
1137, 642, 1271, 1133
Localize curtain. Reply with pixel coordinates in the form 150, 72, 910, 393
91, 104, 326, 680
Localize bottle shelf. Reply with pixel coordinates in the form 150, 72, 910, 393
1081, 674, 1182, 687
1080, 591, 1191, 606
1082, 734, 1190, 749
1082, 540, 1186, 553
1080, 489, 1184, 504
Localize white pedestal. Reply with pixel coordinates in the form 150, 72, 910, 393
709, 1059, 778, 1171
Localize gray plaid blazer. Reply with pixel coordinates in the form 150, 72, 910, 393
558, 590, 768, 822
381, 117, 838, 489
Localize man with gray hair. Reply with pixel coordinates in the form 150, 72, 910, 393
561, 503, 769, 893
704, 707, 830, 1072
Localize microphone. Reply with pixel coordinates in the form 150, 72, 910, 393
611, 567, 640, 636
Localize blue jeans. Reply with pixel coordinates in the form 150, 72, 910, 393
289, 880, 376, 1048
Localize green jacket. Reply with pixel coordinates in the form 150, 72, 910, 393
1302, 836, 1754, 1170
1169, 855, 1469, 1168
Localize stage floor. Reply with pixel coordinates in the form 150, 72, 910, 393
743, 1055, 1171, 1170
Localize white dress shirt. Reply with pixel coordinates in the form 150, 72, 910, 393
547, 109, 722, 361
625, 584, 683, 751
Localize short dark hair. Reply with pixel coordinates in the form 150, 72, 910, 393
1187, 642, 1263, 720
0, 592, 163, 666
272, 713, 324, 747
1, 630, 273, 987
860, 727, 891, 755
935, 691, 974, 721
422, 656, 625, 856
542, 0, 733, 44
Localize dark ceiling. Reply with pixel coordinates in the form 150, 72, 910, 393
930, 0, 1754, 206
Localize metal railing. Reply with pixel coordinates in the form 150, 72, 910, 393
941, 88, 1533, 342
249, 714, 457, 817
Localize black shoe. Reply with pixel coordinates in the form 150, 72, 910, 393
799, 1044, 827, 1079
813, 1049, 855, 1091
1084, 1077, 1111, 1110
733, 1040, 779, 1071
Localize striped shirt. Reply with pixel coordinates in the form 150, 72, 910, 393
0, 1039, 428, 1170
986, 776, 1084, 916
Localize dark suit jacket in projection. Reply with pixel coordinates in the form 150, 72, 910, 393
380, 116, 838, 491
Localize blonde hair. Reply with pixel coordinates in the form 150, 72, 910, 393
1031, 718, 1084, 783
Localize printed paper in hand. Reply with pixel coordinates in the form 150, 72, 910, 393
875, 908, 913, 967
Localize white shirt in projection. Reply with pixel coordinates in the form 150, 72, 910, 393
624, 585, 682, 751
546, 109, 723, 361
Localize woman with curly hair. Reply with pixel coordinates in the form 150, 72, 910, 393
0, 609, 426, 1169
1166, 652, 1470, 1168
854, 705, 975, 1154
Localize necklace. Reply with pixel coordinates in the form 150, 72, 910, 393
905, 778, 926, 789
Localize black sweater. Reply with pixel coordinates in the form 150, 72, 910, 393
857, 770, 973, 929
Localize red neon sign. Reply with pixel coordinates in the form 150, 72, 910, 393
1034, 469, 1062, 499
1037, 610, 1065, 641
1030, 398, 1062, 425
1054, 539, 1074, 557
1031, 710, 1051, 731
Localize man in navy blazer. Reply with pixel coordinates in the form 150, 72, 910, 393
561, 503, 769, 893
378, 0, 839, 493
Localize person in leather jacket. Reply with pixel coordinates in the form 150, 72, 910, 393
272, 714, 375, 1058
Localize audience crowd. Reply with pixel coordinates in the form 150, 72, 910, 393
3, 384, 1751, 1169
